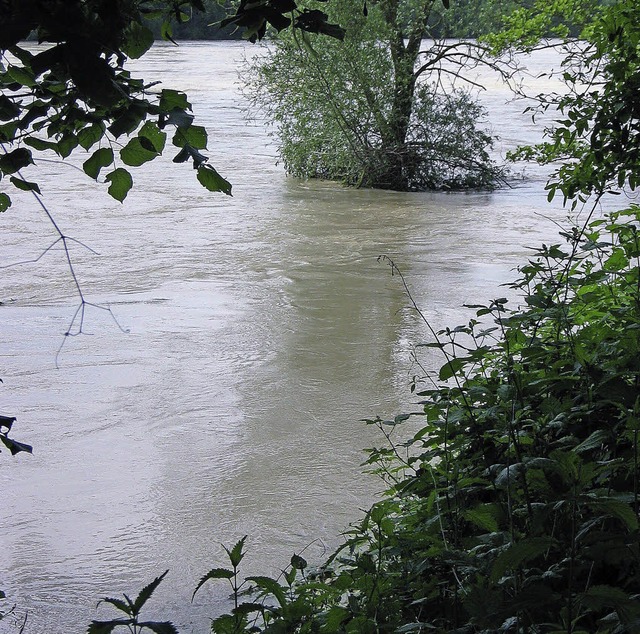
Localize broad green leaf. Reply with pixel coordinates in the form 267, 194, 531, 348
246, 576, 287, 607
139, 121, 167, 154
0, 148, 33, 174
132, 571, 168, 615
0, 193, 11, 211
438, 357, 465, 381
7, 65, 35, 87
83, 148, 114, 180
78, 123, 106, 150
159, 89, 190, 112
123, 22, 154, 59
197, 165, 232, 196
9, 176, 41, 194
573, 429, 609, 453
105, 168, 133, 202
172, 125, 207, 150
490, 537, 554, 583
120, 137, 158, 167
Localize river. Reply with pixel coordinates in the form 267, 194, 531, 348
1, 41, 572, 632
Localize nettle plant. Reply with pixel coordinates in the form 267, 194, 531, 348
170, 206, 640, 633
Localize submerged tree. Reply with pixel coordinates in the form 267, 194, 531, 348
247, 0, 510, 191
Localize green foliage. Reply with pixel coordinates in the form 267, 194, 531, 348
88, 571, 178, 634
191, 206, 640, 633
498, 0, 639, 206
247, 0, 507, 191
0, 0, 235, 206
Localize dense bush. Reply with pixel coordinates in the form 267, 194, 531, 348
178, 207, 640, 633
246, 0, 507, 191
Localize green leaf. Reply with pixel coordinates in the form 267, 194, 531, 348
87, 619, 134, 634
137, 622, 178, 634
78, 123, 106, 150
573, 429, 609, 453
465, 504, 500, 533
139, 121, 167, 154
290, 554, 307, 570
159, 89, 191, 112
132, 571, 168, 615
246, 576, 287, 607
0, 192, 11, 211
23, 137, 59, 152
105, 168, 133, 202
490, 537, 554, 582
83, 148, 114, 180
99, 597, 132, 615
438, 357, 465, 381
225, 536, 247, 568
120, 138, 159, 167
0, 148, 33, 174
172, 125, 207, 150
9, 176, 41, 194
197, 165, 232, 196
192, 567, 234, 600
123, 22, 155, 59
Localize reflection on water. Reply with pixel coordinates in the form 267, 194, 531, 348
0, 42, 570, 632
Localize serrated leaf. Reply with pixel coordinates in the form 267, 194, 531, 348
196, 165, 232, 196
137, 622, 179, 634
98, 597, 131, 615
87, 619, 133, 634
83, 148, 114, 180
589, 498, 638, 531
9, 176, 41, 194
490, 537, 554, 582
132, 571, 168, 615
465, 504, 500, 533
192, 567, 234, 600
246, 576, 286, 607
105, 168, 133, 202
573, 429, 609, 453
120, 137, 158, 167
0, 193, 11, 211
225, 536, 247, 567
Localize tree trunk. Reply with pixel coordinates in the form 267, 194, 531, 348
375, 0, 434, 190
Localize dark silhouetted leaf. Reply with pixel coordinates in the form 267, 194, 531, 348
197, 165, 232, 195
9, 176, 40, 194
